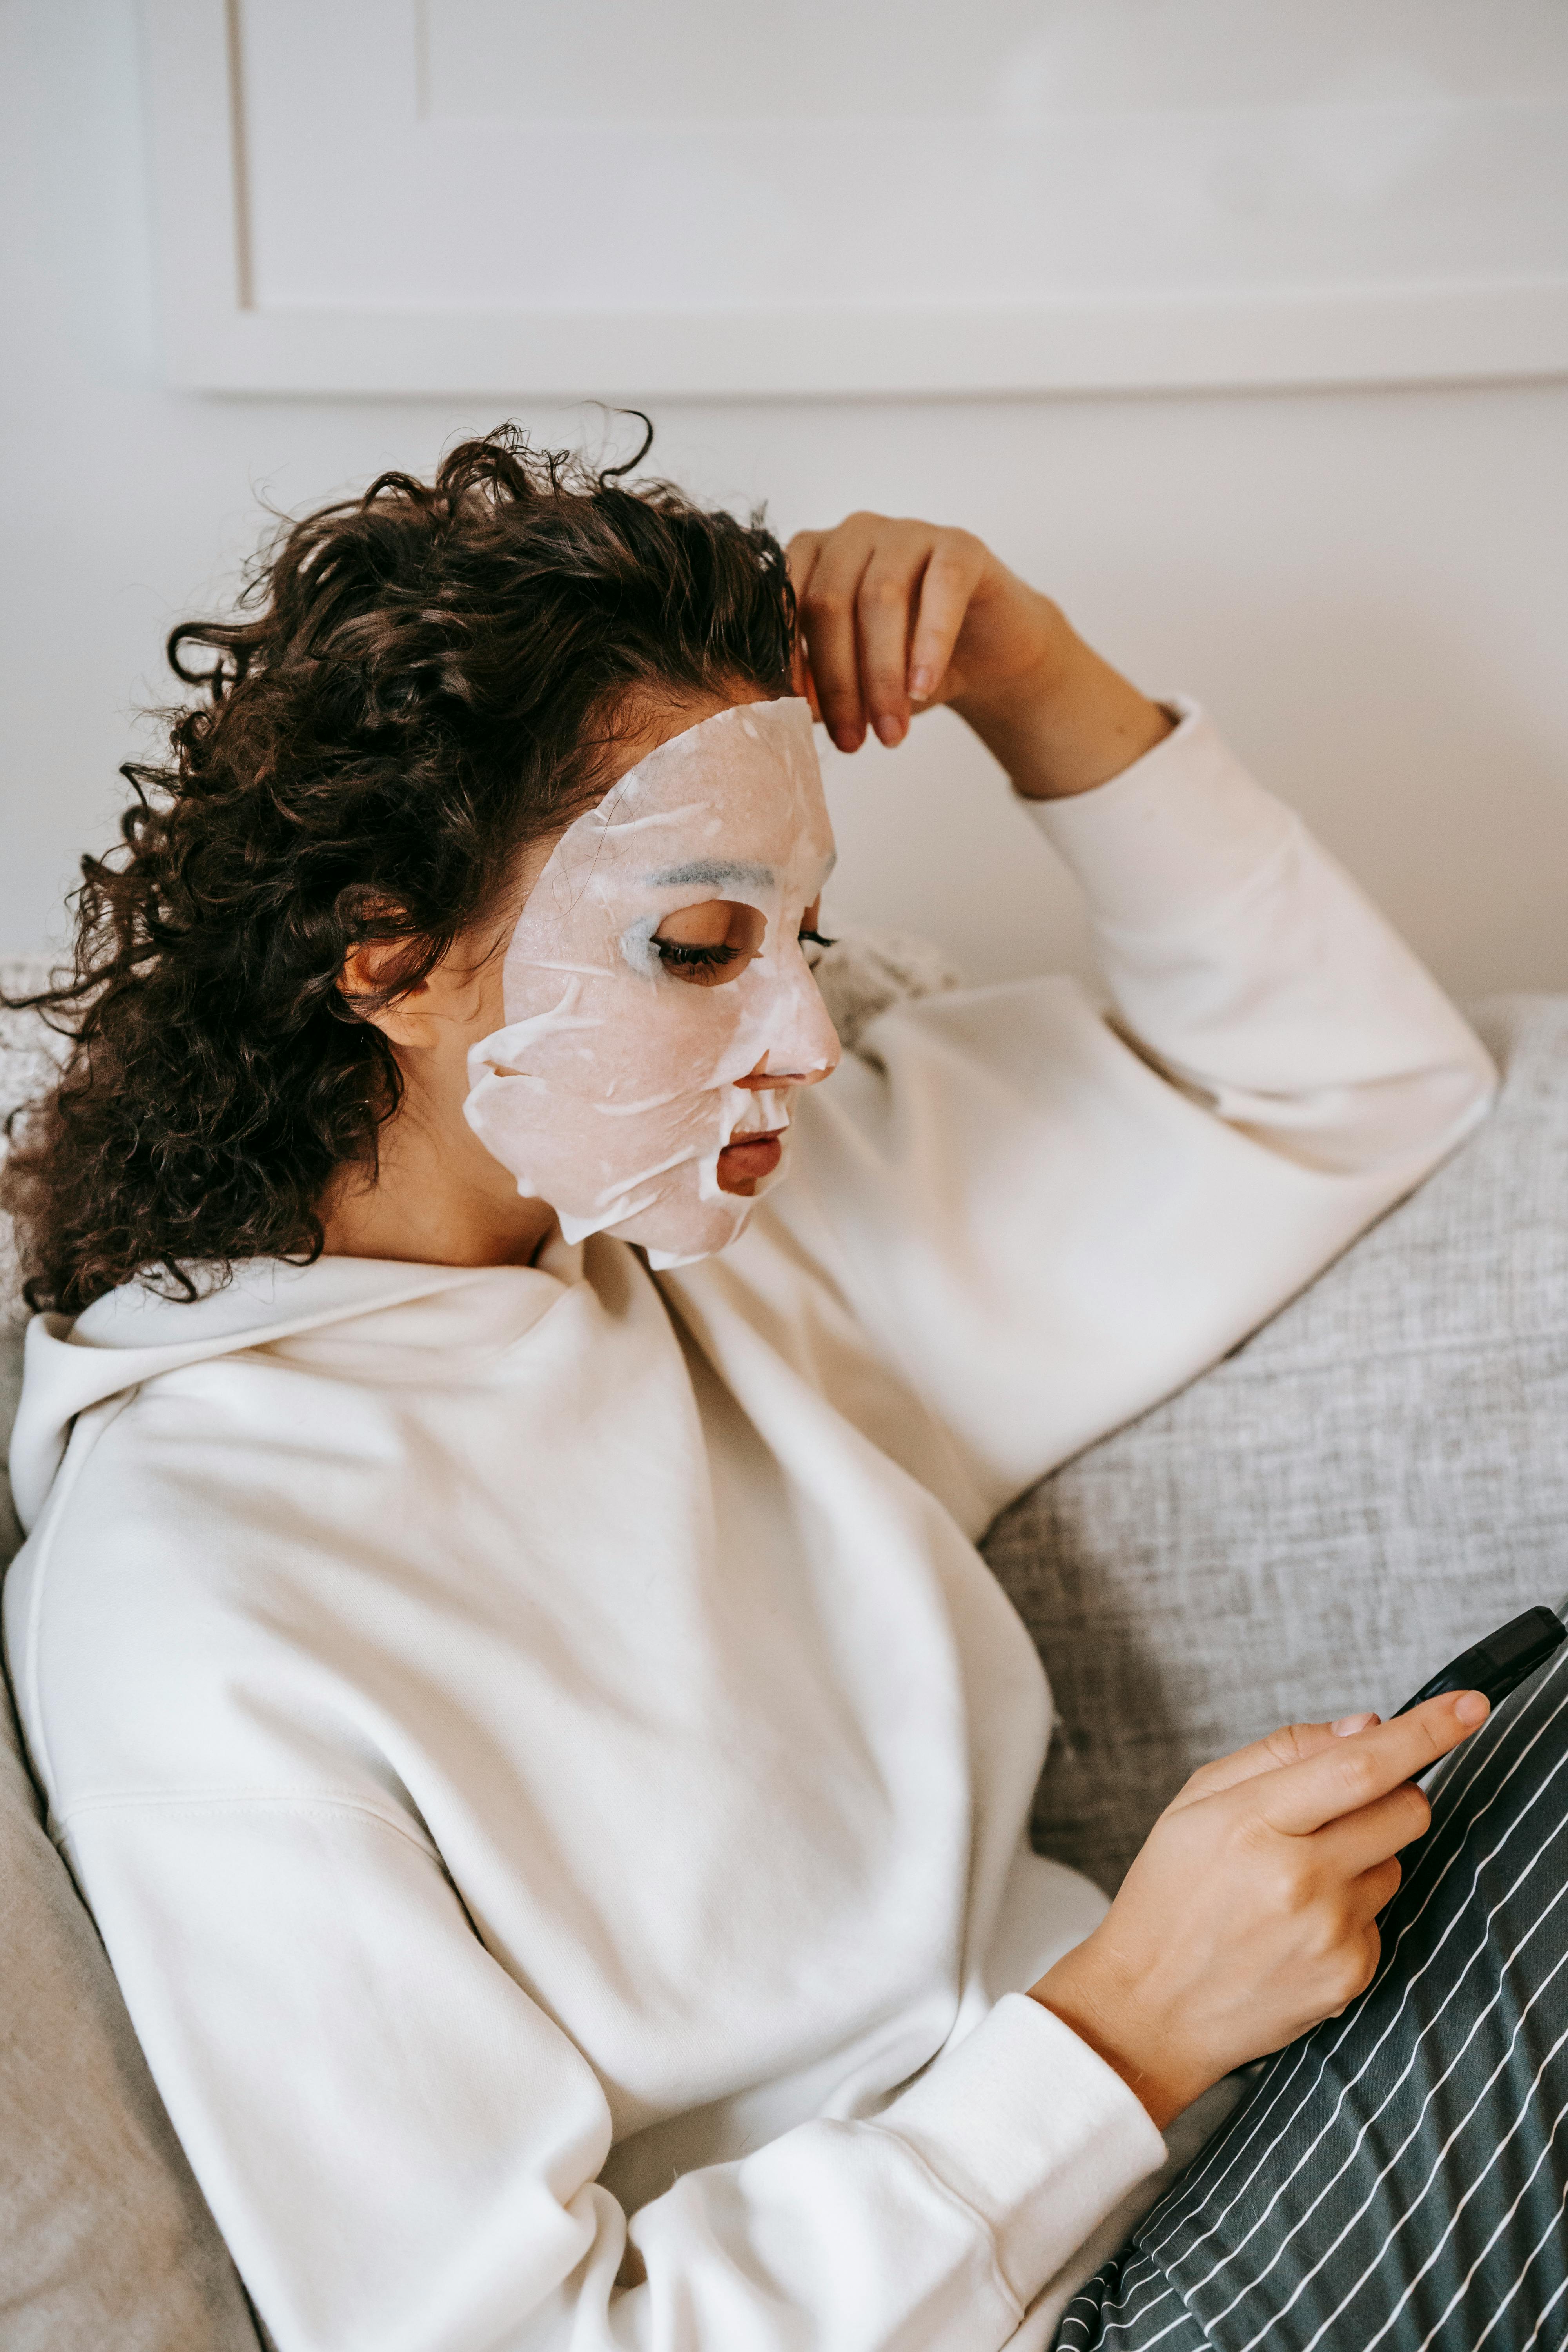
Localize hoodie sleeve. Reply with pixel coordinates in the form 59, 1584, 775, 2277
49, 1795, 1162, 2352
776, 702, 1496, 1517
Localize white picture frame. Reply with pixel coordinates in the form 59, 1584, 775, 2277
140, 0, 1568, 399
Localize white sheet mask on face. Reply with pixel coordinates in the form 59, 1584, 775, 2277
463, 698, 841, 1270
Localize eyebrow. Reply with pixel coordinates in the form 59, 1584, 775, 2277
642, 859, 776, 889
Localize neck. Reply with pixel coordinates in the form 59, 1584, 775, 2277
321, 1085, 557, 1270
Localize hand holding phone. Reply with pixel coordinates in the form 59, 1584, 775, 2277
1030, 1689, 1488, 2125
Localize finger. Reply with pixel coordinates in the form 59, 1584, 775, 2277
1322, 1922, 1384, 2020
1314, 1778, 1432, 1877
1175, 1709, 1387, 1811
1166, 1719, 1353, 1811
789, 622, 820, 715
907, 533, 987, 703
786, 534, 824, 710
1356, 1855, 1404, 1918
1256, 1691, 1488, 1838
785, 529, 825, 599
797, 527, 878, 753
857, 535, 933, 748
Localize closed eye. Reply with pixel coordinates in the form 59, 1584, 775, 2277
655, 938, 744, 976
652, 899, 766, 987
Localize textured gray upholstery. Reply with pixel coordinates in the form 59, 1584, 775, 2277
0, 1686, 263, 2352
983, 996, 1568, 1894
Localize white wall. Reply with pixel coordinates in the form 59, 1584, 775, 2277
3, 0, 1565, 999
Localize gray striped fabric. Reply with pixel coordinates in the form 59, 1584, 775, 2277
1056, 1638, 1568, 2350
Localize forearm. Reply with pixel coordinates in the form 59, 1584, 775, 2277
949, 600, 1173, 801
787, 507, 1490, 1173
1026, 706, 1496, 1180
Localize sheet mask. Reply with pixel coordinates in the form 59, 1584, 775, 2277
464, 698, 840, 1269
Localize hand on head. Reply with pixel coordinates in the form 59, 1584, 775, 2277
785, 509, 1172, 797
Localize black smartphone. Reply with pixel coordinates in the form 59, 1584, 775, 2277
1392, 1606, 1567, 1719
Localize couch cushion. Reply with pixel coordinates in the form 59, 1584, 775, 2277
0, 1687, 263, 2351
0, 964, 260, 2350
983, 995, 1568, 1893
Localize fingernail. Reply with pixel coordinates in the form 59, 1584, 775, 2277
1454, 1690, 1490, 1725
909, 665, 933, 701
1333, 1712, 1376, 1737
874, 713, 903, 747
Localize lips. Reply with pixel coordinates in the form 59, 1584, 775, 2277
716, 1131, 784, 1195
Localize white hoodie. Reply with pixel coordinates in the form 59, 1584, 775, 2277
4, 709, 1494, 2352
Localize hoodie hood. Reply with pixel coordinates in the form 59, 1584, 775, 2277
8, 1254, 567, 1535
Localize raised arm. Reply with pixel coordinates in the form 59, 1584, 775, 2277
777, 517, 1496, 1516
788, 510, 1174, 795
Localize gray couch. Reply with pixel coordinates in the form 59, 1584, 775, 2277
3, 983, 1564, 2350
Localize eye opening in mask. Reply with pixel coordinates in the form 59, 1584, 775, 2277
651, 900, 767, 987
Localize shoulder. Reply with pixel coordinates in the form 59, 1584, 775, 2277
5, 1377, 392, 1826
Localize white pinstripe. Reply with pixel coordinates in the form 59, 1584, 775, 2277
1140, 1678, 1568, 2288
1519, 2261, 1568, 2350
1285, 2004, 1568, 2352
1095, 2262, 1160, 2351
1133, 2040, 1323, 2267
1466, 2174, 1568, 2352
1060, 1797, 1568, 2352
1135, 1695, 1565, 2271
1083, 2281, 1200, 2349
1412, 2094, 1568, 2352
1053, 1657, 1568, 2352
1207, 1810, 1568, 2345
1057, 2251, 1181, 2347
1062, 2249, 1171, 2343
1139, 1802, 1567, 2325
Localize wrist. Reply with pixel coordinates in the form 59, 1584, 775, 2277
952, 613, 1173, 801
1028, 1943, 1194, 2131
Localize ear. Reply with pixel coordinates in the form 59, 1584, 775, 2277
339, 933, 502, 1053
338, 942, 438, 1050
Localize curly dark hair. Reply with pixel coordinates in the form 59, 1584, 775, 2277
2, 423, 796, 1314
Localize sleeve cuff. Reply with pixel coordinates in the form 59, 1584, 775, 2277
1022, 698, 1299, 933
876, 1993, 1168, 2306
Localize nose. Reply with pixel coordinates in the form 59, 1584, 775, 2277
733, 1061, 832, 1091
733, 956, 842, 1091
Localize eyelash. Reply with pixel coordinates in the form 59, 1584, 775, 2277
653, 927, 835, 973
655, 940, 742, 971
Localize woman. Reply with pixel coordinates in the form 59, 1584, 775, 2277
2, 430, 1557, 2351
